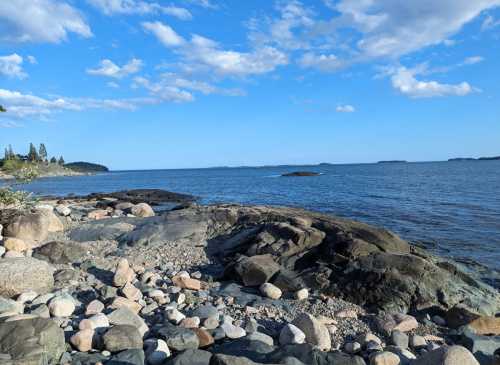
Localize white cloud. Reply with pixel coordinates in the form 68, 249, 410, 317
298, 52, 345, 72
27, 55, 37, 64
133, 73, 246, 102
0, 88, 155, 119
482, 14, 500, 30
336, 104, 355, 113
462, 56, 484, 65
87, 0, 192, 20
0, 54, 27, 79
144, 22, 288, 77
186, 0, 217, 9
390, 66, 474, 98
0, 120, 23, 128
333, 0, 500, 59
0, 0, 92, 43
142, 22, 185, 47
87, 58, 143, 79
133, 77, 195, 103
107, 81, 120, 88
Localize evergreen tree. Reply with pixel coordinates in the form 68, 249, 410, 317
39, 143, 48, 162
50, 157, 57, 164
0, 105, 5, 112
4, 148, 8, 161
8, 145, 15, 160
28, 143, 39, 162
58, 156, 65, 165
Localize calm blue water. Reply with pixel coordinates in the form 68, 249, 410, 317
13, 161, 500, 272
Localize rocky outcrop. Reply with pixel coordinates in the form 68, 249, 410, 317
0, 258, 54, 297
68, 204, 500, 316
4, 210, 63, 246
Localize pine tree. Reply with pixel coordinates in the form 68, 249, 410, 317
0, 105, 5, 112
4, 148, 8, 161
58, 156, 65, 165
50, 157, 57, 164
28, 143, 39, 162
8, 145, 15, 160
39, 143, 47, 163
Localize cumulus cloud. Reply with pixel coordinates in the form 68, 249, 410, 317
87, 0, 192, 20
142, 22, 186, 47
0, 88, 155, 119
462, 56, 484, 65
87, 58, 143, 79
0, 0, 92, 43
332, 0, 500, 59
389, 66, 474, 98
0, 54, 27, 79
336, 104, 355, 113
144, 22, 288, 77
132, 76, 194, 103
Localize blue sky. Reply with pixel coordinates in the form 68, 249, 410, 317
0, 0, 499, 169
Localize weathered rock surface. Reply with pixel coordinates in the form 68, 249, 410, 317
0, 258, 54, 298
4, 210, 63, 245
412, 345, 480, 365
68, 204, 499, 316
33, 240, 87, 264
0, 318, 65, 363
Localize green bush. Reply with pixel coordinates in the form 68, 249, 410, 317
0, 186, 33, 208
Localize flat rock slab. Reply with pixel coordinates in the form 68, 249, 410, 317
0, 258, 54, 298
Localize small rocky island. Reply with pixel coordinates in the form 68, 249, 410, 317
0, 189, 498, 365
282, 171, 321, 177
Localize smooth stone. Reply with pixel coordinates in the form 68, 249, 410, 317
158, 324, 199, 351
85, 299, 104, 315
292, 313, 331, 351
48, 296, 75, 317
194, 328, 215, 348
344, 342, 362, 354
70, 329, 95, 352
79, 313, 110, 330
391, 330, 409, 349
370, 351, 401, 365
294, 288, 309, 300
3, 238, 28, 253
410, 335, 427, 349
113, 258, 135, 287
247, 332, 274, 346
166, 308, 186, 324
412, 345, 479, 365
103, 325, 143, 353
169, 349, 212, 365
279, 324, 306, 345
221, 322, 247, 339
259, 283, 282, 300
107, 307, 149, 336
122, 282, 143, 301
145, 338, 170, 365
110, 296, 142, 313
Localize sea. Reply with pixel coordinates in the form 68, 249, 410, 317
12, 160, 500, 280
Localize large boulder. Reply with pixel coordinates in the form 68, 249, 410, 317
0, 258, 54, 298
412, 345, 480, 365
291, 314, 331, 351
33, 241, 87, 264
0, 318, 65, 364
233, 255, 281, 286
4, 210, 63, 245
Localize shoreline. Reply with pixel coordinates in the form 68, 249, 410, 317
0, 189, 498, 364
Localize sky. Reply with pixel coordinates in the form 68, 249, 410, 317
0, 0, 499, 170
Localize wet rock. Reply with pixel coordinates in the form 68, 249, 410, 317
0, 258, 54, 298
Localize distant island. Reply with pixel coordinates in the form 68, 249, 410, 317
448, 156, 500, 162
282, 171, 321, 177
0, 142, 108, 180
64, 162, 109, 173
377, 160, 407, 164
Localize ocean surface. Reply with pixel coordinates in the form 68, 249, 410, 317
12, 161, 500, 275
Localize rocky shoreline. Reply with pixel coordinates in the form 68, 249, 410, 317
0, 189, 498, 365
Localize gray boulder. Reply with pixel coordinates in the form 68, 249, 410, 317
103, 325, 143, 353
0, 258, 54, 298
33, 241, 87, 264
0, 318, 65, 364
169, 349, 212, 365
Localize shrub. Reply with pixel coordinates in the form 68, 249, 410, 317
0, 186, 33, 209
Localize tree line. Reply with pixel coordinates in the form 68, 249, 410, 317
3, 143, 65, 166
